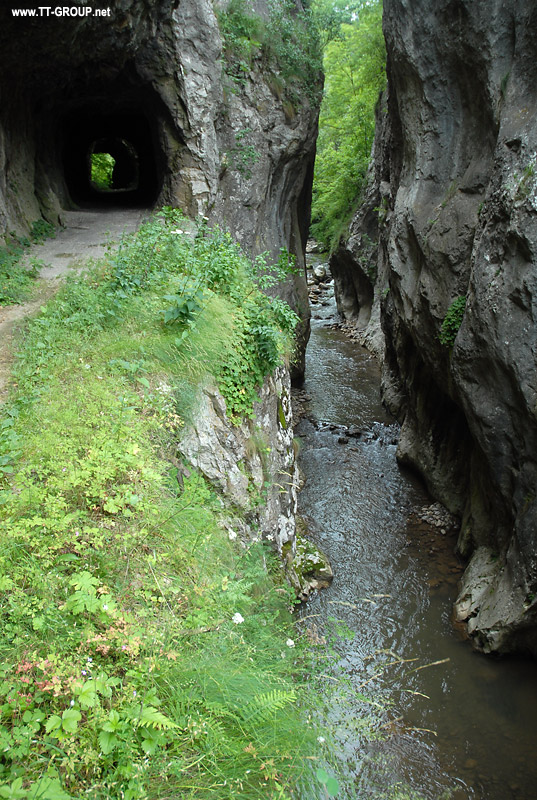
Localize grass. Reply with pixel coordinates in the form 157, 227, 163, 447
0, 220, 56, 306
0, 209, 331, 799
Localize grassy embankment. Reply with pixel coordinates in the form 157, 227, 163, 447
0, 221, 56, 305
0, 210, 329, 800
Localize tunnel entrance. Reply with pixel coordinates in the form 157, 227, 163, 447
62, 109, 161, 207
0, 8, 187, 237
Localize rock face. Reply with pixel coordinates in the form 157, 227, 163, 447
0, 0, 319, 375
337, 0, 537, 654
178, 367, 298, 554
382, 0, 537, 655
177, 366, 330, 597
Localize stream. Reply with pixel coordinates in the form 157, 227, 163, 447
296, 278, 537, 800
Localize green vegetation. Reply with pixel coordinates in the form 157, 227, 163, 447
0, 221, 55, 305
225, 129, 261, 180
217, 0, 323, 103
439, 295, 466, 347
91, 153, 115, 190
310, 0, 386, 249
0, 209, 330, 798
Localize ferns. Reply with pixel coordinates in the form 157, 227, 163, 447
241, 689, 297, 724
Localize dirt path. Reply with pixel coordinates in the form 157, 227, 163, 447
0, 207, 148, 403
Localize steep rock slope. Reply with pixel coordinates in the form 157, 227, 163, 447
0, 0, 319, 374
380, 0, 537, 654
335, 0, 537, 654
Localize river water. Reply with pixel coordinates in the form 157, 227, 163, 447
296, 282, 537, 800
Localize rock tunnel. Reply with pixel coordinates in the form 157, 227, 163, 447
61, 97, 163, 207
0, 7, 176, 234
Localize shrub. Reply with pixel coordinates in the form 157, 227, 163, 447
439, 295, 466, 347
217, 0, 323, 103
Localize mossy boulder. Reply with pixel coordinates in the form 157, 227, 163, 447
283, 520, 333, 600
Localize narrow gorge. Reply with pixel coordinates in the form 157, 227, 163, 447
1, 0, 537, 798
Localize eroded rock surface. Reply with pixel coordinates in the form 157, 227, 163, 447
178, 367, 297, 552
336, 0, 537, 654
383, 0, 537, 655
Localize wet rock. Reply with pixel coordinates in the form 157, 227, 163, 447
312, 264, 328, 282
306, 239, 324, 255
418, 502, 459, 530
347, 426, 362, 438
284, 527, 334, 600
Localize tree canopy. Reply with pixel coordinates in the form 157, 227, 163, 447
310, 0, 386, 248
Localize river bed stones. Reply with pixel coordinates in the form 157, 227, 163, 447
418, 502, 459, 533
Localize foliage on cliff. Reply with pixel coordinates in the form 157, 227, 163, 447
217, 0, 323, 104
310, 0, 385, 248
0, 211, 328, 799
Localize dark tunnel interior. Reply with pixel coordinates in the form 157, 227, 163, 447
61, 107, 162, 207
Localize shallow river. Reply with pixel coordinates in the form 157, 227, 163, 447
296, 287, 537, 800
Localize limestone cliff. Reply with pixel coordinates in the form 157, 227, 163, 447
0, 0, 320, 374
337, 0, 537, 654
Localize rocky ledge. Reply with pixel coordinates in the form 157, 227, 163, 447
178, 366, 332, 599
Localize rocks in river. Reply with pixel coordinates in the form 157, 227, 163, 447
313, 420, 399, 447
312, 264, 328, 282
284, 526, 334, 601
418, 502, 458, 531
306, 262, 336, 319
306, 239, 326, 255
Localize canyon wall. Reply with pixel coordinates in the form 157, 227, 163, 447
336, 0, 537, 654
0, 0, 320, 374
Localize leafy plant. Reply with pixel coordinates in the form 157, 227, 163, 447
439, 295, 467, 347
316, 767, 340, 797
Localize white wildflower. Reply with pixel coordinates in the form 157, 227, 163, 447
232, 612, 244, 625
317, 736, 326, 744
286, 638, 295, 648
